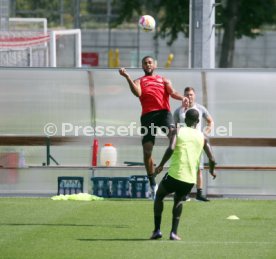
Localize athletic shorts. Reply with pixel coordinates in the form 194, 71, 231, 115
140, 110, 174, 144
161, 173, 194, 197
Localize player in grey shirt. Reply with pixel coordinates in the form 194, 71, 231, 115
173, 87, 214, 201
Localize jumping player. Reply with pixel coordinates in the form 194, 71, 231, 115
119, 56, 188, 199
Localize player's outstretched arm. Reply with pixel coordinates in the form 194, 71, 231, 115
163, 77, 189, 107
154, 128, 177, 176
119, 68, 141, 97
203, 138, 216, 179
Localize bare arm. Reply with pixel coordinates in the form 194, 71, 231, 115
154, 128, 177, 176
163, 77, 189, 108
173, 108, 180, 126
119, 68, 141, 97
203, 137, 216, 179
204, 115, 214, 135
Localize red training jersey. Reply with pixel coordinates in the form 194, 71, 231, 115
139, 75, 170, 115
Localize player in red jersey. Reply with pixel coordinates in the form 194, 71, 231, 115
119, 56, 188, 199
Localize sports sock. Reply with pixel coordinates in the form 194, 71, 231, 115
197, 188, 202, 196
171, 197, 183, 234
154, 216, 161, 231
148, 175, 156, 187
171, 217, 180, 234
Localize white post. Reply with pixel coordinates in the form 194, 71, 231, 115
202, 0, 215, 68
75, 29, 82, 67
189, 0, 215, 68
50, 31, 57, 67
42, 19, 49, 67
189, 0, 216, 197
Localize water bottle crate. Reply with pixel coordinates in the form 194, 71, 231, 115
91, 176, 149, 198
91, 177, 112, 198
129, 175, 150, 198
111, 177, 131, 198
57, 176, 83, 195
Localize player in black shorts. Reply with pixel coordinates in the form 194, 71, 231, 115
140, 110, 175, 145
119, 56, 188, 200
150, 109, 216, 240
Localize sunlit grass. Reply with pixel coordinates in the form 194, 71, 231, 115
0, 198, 275, 259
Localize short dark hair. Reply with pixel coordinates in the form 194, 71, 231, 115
185, 108, 199, 126
142, 56, 155, 64
184, 87, 195, 93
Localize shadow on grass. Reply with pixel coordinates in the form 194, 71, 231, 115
0, 223, 129, 228
78, 238, 150, 241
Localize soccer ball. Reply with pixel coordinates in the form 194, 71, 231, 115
138, 15, 156, 32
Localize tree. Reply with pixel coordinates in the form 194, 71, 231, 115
14, 0, 70, 27
113, 0, 189, 45
219, 0, 276, 67
113, 0, 276, 68
15, 0, 60, 17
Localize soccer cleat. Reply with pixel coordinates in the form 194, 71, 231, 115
183, 195, 191, 202
151, 184, 158, 200
196, 195, 210, 202
169, 232, 181, 241
150, 230, 162, 240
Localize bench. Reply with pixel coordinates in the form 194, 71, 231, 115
1, 135, 276, 171
1, 135, 276, 196
0, 135, 80, 166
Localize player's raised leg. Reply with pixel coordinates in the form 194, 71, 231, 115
143, 142, 158, 199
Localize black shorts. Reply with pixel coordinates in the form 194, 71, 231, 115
162, 173, 194, 197
140, 110, 174, 144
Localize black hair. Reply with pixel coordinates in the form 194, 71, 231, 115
185, 108, 199, 127
142, 56, 155, 64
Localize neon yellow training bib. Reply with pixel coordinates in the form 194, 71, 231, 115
168, 127, 204, 184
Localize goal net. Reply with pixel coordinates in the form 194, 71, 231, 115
0, 18, 49, 67
0, 18, 81, 67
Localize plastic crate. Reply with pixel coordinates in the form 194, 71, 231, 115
57, 176, 83, 195
91, 177, 111, 197
129, 175, 150, 198
111, 177, 130, 198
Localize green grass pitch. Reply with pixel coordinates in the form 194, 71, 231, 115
0, 198, 275, 259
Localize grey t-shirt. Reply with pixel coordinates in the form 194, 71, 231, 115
174, 103, 211, 169
173, 103, 211, 131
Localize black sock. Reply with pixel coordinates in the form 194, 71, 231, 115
148, 175, 156, 187
171, 217, 180, 234
197, 188, 202, 196
171, 197, 183, 234
154, 216, 161, 231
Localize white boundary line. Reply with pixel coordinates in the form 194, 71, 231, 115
150, 241, 274, 244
